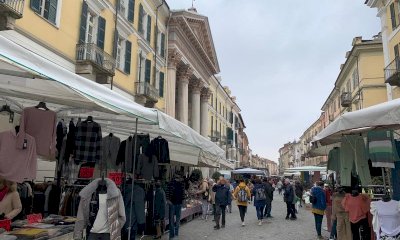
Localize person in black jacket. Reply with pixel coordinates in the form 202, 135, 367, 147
166, 173, 185, 239
283, 178, 296, 220
263, 178, 275, 218
212, 178, 230, 230
295, 181, 304, 208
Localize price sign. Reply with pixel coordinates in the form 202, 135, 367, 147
27, 213, 42, 224
108, 172, 123, 186
0, 219, 11, 231
79, 167, 95, 179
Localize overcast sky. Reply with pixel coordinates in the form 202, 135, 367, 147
168, 1, 381, 162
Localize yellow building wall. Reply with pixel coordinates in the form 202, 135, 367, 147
362, 88, 388, 107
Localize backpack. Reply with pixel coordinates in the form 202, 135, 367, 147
255, 187, 267, 201
237, 187, 248, 202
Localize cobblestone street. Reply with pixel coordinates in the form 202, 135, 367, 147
166, 192, 330, 240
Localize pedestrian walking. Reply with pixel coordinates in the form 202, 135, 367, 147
196, 177, 209, 220
233, 178, 251, 227
166, 173, 186, 240
283, 178, 296, 220
277, 179, 283, 195
263, 178, 274, 218
311, 181, 327, 240
212, 178, 230, 230
226, 180, 234, 213
252, 178, 267, 225
295, 181, 304, 208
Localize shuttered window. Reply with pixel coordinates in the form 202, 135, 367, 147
390, 3, 398, 30
146, 15, 152, 42
97, 17, 106, 49
159, 72, 164, 97
30, 0, 59, 25
160, 33, 165, 58
128, 0, 135, 23
138, 4, 144, 33
145, 59, 151, 83
124, 41, 132, 74
78, 1, 88, 44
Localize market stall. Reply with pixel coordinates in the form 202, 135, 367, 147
0, 31, 224, 239
313, 98, 400, 201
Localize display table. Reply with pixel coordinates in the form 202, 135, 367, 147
165, 203, 202, 225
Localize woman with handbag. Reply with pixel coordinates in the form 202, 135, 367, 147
196, 178, 209, 220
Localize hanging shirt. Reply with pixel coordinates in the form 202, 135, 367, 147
136, 154, 159, 180
91, 194, 109, 233
18, 107, 57, 159
75, 120, 102, 163
0, 130, 37, 182
102, 135, 121, 171
150, 138, 170, 164
371, 200, 400, 239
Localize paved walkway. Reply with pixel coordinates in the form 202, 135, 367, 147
163, 192, 330, 240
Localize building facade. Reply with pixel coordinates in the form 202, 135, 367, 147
0, 0, 169, 109
366, 0, 400, 100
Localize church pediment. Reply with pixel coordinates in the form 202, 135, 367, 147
171, 10, 220, 75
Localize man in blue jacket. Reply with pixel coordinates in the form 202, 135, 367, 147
212, 178, 230, 229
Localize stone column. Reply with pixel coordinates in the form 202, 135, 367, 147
166, 50, 182, 117
190, 80, 203, 133
177, 66, 193, 125
200, 88, 211, 137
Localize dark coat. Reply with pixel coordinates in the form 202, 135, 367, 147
150, 138, 170, 164
252, 183, 267, 207
264, 182, 274, 201
154, 187, 166, 220
213, 184, 230, 206
166, 180, 185, 205
283, 184, 295, 203
295, 183, 304, 198
311, 186, 327, 211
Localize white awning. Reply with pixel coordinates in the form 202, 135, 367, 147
0, 31, 226, 166
232, 168, 265, 175
285, 166, 327, 172
313, 98, 400, 145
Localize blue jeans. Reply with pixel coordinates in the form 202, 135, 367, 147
264, 200, 272, 217
314, 213, 324, 236
330, 219, 337, 239
256, 205, 265, 220
169, 204, 182, 239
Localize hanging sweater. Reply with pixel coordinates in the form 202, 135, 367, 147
370, 200, 400, 239
367, 130, 396, 168
342, 194, 370, 223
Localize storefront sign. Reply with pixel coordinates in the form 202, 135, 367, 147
79, 167, 95, 179
108, 172, 123, 186
27, 213, 42, 224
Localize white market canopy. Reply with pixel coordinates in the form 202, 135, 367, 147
0, 31, 225, 167
285, 166, 327, 172
283, 171, 301, 177
313, 98, 400, 146
232, 168, 265, 175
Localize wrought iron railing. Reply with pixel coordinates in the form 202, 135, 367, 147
341, 92, 352, 107
135, 81, 159, 101
76, 43, 115, 74
0, 0, 24, 17
384, 56, 400, 83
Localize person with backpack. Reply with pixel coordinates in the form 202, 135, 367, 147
311, 181, 327, 240
252, 178, 267, 225
233, 178, 251, 227
212, 178, 230, 230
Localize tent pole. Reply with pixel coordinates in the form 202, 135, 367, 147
382, 167, 386, 193
128, 118, 139, 239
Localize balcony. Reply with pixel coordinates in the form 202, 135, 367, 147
341, 92, 352, 107
135, 81, 159, 103
211, 131, 220, 142
75, 43, 115, 83
0, 0, 24, 30
384, 57, 400, 86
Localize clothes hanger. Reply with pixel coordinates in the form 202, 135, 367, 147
382, 191, 391, 202
0, 104, 14, 123
35, 101, 49, 110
